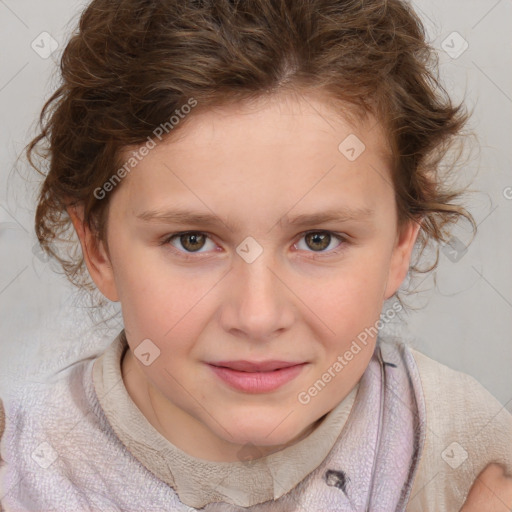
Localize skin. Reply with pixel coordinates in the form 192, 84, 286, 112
70, 90, 418, 461
460, 464, 512, 511
67, 90, 512, 506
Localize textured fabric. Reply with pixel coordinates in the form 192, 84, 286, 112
405, 348, 512, 511
0, 399, 4, 474
92, 330, 360, 507
0, 400, 4, 458
0, 333, 422, 511
1, 332, 511, 511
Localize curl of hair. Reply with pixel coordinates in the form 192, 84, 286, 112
25, 0, 477, 312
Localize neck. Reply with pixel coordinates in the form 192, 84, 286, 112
121, 347, 326, 462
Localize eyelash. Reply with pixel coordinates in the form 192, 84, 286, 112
159, 230, 349, 261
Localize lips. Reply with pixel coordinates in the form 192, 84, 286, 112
207, 361, 307, 393
209, 360, 303, 372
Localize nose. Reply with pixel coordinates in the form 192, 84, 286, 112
218, 246, 295, 343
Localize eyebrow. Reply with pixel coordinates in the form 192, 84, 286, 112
135, 206, 374, 230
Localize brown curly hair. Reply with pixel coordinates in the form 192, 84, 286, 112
25, 0, 476, 311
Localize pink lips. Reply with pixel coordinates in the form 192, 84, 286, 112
207, 360, 307, 393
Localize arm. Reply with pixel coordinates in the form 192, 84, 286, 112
460, 463, 512, 511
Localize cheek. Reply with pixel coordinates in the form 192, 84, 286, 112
306, 254, 390, 333
112, 250, 199, 344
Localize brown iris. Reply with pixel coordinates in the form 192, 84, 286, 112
304, 232, 331, 251
180, 233, 207, 252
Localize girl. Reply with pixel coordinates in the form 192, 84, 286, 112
1, 0, 511, 510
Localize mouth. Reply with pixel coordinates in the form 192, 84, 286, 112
209, 360, 304, 372
207, 360, 308, 393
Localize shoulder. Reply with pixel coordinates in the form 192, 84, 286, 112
409, 347, 511, 433
0, 352, 110, 448
0, 356, 108, 510
0, 358, 94, 458
405, 346, 512, 512
0, 349, 185, 511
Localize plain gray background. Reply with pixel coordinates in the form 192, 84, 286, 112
0, 0, 511, 408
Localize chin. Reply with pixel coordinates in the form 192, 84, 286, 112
217, 415, 307, 452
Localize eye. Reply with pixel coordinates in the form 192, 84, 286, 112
294, 231, 346, 256
162, 231, 216, 255
160, 230, 347, 260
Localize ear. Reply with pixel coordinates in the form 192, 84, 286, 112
67, 204, 119, 302
383, 218, 422, 300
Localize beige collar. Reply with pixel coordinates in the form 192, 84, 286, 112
92, 330, 359, 508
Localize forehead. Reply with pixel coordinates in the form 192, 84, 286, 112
157, 91, 387, 155
114, 91, 393, 221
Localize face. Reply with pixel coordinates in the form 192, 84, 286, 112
70, 91, 420, 462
